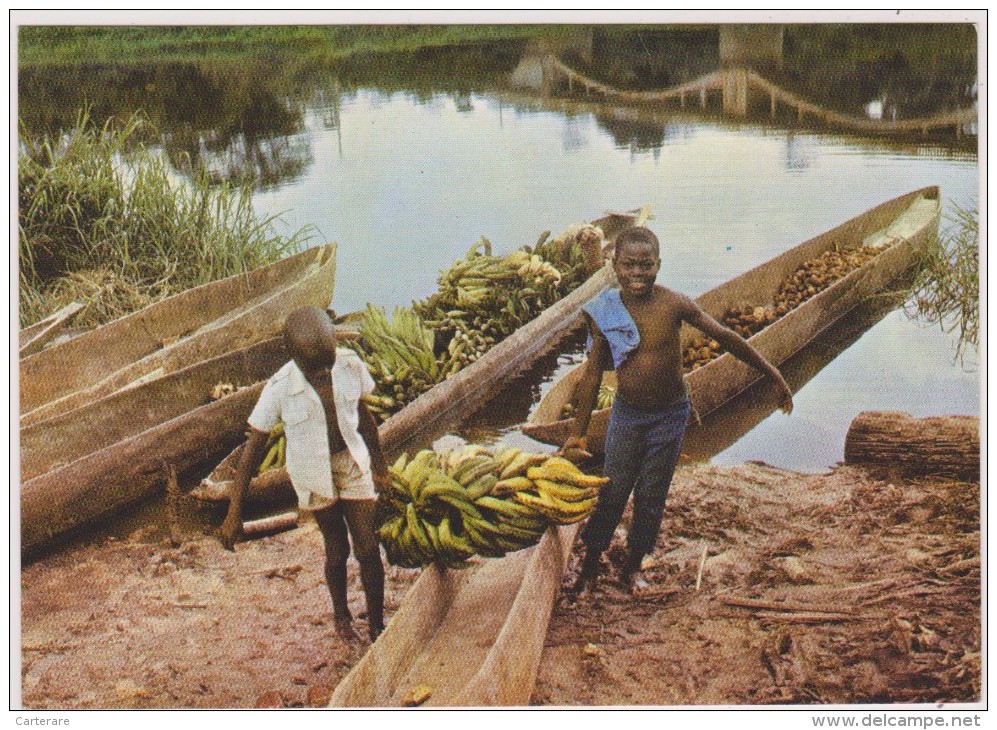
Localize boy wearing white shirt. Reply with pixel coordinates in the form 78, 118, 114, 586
220, 306, 390, 642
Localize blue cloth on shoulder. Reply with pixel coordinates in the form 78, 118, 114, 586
583, 288, 640, 369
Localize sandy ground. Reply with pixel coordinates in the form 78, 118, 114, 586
19, 462, 980, 709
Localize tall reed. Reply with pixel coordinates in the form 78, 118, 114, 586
905, 203, 979, 363
18, 110, 310, 328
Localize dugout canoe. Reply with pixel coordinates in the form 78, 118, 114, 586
521, 187, 941, 453
329, 523, 577, 707
20, 244, 337, 426
19, 302, 85, 358
189, 209, 644, 504
20, 337, 292, 553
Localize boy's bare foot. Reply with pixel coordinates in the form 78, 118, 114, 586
625, 569, 651, 594
334, 617, 362, 642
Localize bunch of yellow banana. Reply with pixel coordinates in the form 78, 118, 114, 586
377, 445, 608, 569
257, 421, 286, 474
506, 457, 607, 525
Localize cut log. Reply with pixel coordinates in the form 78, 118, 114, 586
242, 512, 299, 538
844, 411, 980, 481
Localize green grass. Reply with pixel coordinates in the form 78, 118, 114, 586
19, 109, 311, 328
905, 203, 979, 363
17, 25, 581, 67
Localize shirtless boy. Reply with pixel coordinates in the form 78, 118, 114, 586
562, 227, 794, 594
219, 306, 390, 642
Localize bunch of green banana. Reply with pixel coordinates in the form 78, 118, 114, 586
438, 318, 500, 377
356, 303, 439, 380
377, 445, 609, 569
437, 237, 522, 309
356, 224, 602, 425
559, 384, 617, 419
257, 421, 286, 474
349, 304, 443, 422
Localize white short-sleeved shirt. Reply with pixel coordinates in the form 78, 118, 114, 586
248, 348, 376, 508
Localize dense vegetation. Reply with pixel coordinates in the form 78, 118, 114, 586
17, 25, 573, 66
18, 112, 309, 328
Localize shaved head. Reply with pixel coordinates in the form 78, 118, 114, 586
284, 306, 337, 373
614, 227, 660, 258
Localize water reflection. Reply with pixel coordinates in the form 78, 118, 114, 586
18, 25, 977, 193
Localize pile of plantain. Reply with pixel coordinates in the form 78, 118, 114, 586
349, 230, 595, 423
378, 444, 608, 569
681, 243, 890, 373
416, 234, 587, 377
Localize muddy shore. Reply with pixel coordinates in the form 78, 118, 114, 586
19, 461, 980, 708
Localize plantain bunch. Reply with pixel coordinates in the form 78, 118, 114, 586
350, 303, 442, 422
560, 383, 617, 419
377, 445, 608, 569
352, 226, 601, 423
257, 421, 286, 474
415, 231, 593, 378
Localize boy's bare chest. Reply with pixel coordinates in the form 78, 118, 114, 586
305, 379, 344, 437
626, 300, 683, 351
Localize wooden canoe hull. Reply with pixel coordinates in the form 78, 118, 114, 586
192, 211, 641, 503
521, 187, 941, 452
19, 302, 85, 358
329, 523, 576, 707
21, 338, 291, 553
20, 244, 337, 425
21, 338, 287, 483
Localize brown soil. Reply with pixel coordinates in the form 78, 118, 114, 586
19, 463, 980, 709
535, 463, 981, 706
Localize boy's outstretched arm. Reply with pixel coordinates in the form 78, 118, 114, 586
561, 314, 612, 456
218, 427, 271, 550
681, 297, 794, 414
358, 400, 390, 494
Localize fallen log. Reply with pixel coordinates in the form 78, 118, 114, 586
843, 411, 980, 481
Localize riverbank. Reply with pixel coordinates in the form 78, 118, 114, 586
19, 460, 979, 708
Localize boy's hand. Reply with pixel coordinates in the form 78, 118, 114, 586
373, 470, 391, 495
558, 436, 593, 463
217, 513, 243, 551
